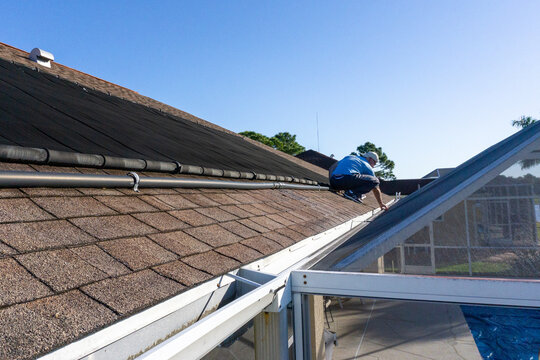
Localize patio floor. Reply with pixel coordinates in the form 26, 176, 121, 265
326, 298, 482, 360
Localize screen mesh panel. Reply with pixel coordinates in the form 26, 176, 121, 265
375, 160, 540, 278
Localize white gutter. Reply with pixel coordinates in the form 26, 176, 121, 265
136, 205, 391, 360
40, 203, 391, 360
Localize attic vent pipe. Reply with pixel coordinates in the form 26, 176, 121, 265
29, 48, 54, 68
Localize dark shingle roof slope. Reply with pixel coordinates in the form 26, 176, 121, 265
296, 150, 338, 171
0, 43, 326, 183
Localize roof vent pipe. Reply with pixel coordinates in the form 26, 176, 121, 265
29, 48, 54, 68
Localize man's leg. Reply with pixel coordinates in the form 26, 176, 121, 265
330, 174, 356, 190
349, 174, 379, 197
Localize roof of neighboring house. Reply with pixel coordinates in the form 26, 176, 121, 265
422, 168, 454, 178
313, 122, 540, 272
296, 150, 338, 171
0, 43, 390, 359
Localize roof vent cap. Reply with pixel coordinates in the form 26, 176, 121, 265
29, 48, 54, 68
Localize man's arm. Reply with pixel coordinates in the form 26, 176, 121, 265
372, 186, 388, 211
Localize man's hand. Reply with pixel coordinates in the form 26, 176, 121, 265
372, 187, 388, 211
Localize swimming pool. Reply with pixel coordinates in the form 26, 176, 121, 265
461, 305, 540, 360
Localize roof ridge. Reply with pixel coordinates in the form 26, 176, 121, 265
0, 42, 137, 94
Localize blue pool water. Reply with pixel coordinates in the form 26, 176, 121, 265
461, 305, 540, 360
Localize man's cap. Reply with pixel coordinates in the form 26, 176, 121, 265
363, 151, 379, 164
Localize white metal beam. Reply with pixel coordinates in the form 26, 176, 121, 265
293, 293, 304, 360
137, 274, 286, 360
291, 270, 540, 308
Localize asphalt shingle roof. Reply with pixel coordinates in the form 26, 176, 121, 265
0, 43, 391, 359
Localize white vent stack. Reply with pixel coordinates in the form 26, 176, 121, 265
29, 48, 54, 68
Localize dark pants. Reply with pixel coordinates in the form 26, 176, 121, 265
330, 173, 379, 196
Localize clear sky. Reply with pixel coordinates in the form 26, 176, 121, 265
2, 1, 540, 178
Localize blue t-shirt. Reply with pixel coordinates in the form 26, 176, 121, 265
331, 155, 375, 177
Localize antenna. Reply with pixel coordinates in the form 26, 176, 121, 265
316, 112, 320, 152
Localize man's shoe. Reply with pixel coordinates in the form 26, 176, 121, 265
343, 190, 363, 203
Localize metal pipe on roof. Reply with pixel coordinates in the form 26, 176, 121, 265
0, 144, 320, 185
0, 170, 329, 191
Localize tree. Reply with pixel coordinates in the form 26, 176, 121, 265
238, 131, 274, 148
272, 132, 306, 156
240, 131, 306, 156
351, 141, 396, 180
512, 116, 537, 129
512, 116, 539, 170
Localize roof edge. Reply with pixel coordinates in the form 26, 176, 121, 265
0, 42, 137, 94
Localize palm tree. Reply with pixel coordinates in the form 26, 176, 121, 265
512, 116, 537, 129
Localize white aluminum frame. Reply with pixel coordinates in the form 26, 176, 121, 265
291, 270, 540, 307
291, 270, 540, 359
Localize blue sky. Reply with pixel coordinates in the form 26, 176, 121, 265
2, 1, 540, 178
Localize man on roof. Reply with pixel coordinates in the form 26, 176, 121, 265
329, 151, 388, 211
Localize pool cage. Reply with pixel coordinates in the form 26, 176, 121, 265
138, 123, 540, 360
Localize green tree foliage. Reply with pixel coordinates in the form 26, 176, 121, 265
238, 131, 274, 148
351, 141, 396, 180
239, 131, 306, 156
512, 116, 539, 170
272, 132, 306, 156
512, 116, 537, 129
